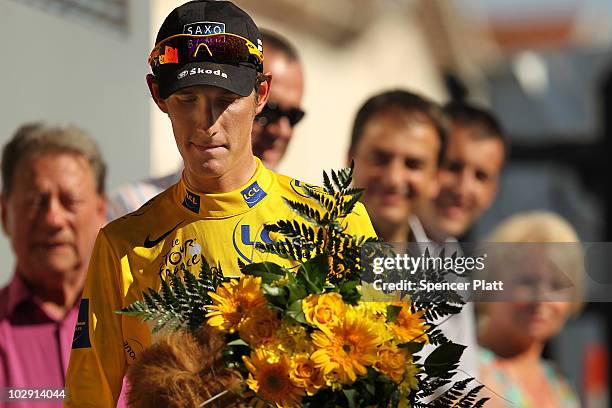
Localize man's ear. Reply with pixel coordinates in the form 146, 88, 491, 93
254, 72, 272, 115
428, 169, 441, 200
346, 150, 354, 168
96, 194, 108, 228
146, 74, 168, 114
1, 194, 10, 237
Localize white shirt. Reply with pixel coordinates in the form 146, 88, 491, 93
408, 215, 479, 380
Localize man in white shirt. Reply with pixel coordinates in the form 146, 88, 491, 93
348, 90, 479, 379
415, 102, 506, 244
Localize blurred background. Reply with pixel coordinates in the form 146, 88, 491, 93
1, 0, 612, 405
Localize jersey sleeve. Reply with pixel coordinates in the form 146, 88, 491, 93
342, 201, 377, 240
65, 229, 126, 407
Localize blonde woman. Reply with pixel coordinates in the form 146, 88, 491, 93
477, 211, 583, 407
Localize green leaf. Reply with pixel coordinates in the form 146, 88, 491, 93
286, 300, 306, 324
399, 341, 425, 355
338, 277, 359, 294
364, 381, 375, 396
386, 305, 402, 323
286, 274, 308, 305
323, 171, 334, 194
342, 388, 357, 408
424, 342, 466, 377
297, 255, 327, 294
240, 261, 287, 284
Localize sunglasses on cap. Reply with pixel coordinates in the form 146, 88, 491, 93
256, 101, 305, 127
148, 33, 263, 72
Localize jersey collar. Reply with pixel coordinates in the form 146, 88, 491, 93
173, 157, 274, 218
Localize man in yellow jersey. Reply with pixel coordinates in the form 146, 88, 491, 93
64, 1, 375, 406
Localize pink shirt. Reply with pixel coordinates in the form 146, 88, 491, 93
0, 274, 77, 408
0, 274, 129, 408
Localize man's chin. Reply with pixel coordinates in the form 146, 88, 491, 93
260, 148, 282, 169
191, 157, 230, 177
438, 218, 469, 239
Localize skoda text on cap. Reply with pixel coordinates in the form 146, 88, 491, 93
151, 1, 264, 99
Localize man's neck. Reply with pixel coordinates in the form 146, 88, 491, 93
375, 222, 411, 243
425, 225, 449, 244
186, 156, 257, 194
19, 271, 83, 321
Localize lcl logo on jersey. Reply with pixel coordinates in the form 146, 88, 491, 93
182, 190, 201, 213
232, 214, 274, 263
241, 181, 267, 208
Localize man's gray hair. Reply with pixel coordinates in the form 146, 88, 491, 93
1, 122, 106, 196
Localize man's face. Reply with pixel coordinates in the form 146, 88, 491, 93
156, 84, 262, 181
351, 111, 441, 234
430, 125, 505, 238
1, 153, 106, 291
252, 50, 304, 169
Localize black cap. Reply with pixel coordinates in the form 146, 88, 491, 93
153, 0, 263, 99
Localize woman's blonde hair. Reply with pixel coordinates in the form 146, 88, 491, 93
484, 210, 584, 314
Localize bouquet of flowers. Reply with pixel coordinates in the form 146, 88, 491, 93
120, 165, 488, 408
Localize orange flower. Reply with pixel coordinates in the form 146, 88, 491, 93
311, 309, 382, 385
243, 349, 303, 408
389, 304, 429, 344
290, 354, 325, 395
374, 342, 410, 383
239, 308, 281, 347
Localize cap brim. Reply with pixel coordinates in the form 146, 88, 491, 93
157, 62, 256, 99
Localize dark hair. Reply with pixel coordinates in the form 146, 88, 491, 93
260, 29, 300, 62
442, 102, 507, 155
1, 122, 106, 196
350, 90, 448, 164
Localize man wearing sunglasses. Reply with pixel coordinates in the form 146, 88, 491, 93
107, 30, 305, 220
64, 1, 374, 406
252, 30, 305, 170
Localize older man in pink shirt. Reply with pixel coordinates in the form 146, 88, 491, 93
0, 123, 107, 407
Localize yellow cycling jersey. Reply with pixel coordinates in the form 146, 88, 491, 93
64, 159, 376, 407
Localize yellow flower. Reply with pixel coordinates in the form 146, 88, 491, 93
277, 319, 312, 354
290, 354, 325, 395
374, 342, 410, 383
239, 307, 281, 347
355, 301, 389, 318
353, 303, 394, 343
311, 309, 382, 385
302, 293, 345, 329
243, 349, 304, 408
402, 359, 419, 392
389, 304, 429, 344
206, 276, 268, 333
398, 359, 420, 408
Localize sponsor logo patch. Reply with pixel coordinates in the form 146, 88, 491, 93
241, 181, 267, 208
72, 299, 91, 349
183, 190, 201, 213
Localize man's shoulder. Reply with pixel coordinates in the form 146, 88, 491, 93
108, 171, 181, 219
103, 187, 181, 246
0, 283, 10, 320
271, 171, 327, 201
270, 171, 376, 238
